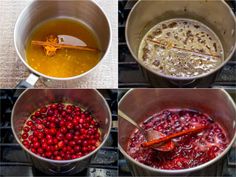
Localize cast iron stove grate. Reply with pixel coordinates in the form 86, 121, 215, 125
119, 0, 236, 88
0, 89, 118, 177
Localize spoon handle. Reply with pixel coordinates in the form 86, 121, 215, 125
142, 125, 208, 148
118, 110, 144, 133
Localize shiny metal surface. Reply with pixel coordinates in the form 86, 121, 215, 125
118, 89, 236, 176
11, 89, 112, 175
126, 0, 236, 87
14, 0, 111, 87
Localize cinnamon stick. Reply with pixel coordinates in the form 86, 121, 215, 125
147, 39, 220, 58
31, 40, 100, 52
141, 125, 208, 148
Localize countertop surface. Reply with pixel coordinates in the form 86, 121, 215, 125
0, 0, 118, 88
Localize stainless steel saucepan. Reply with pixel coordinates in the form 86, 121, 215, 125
14, 0, 111, 88
119, 89, 236, 176
126, 0, 236, 87
11, 89, 112, 175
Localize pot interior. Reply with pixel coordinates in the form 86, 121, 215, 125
12, 89, 111, 145
126, 0, 235, 62
119, 89, 236, 169
15, 0, 110, 70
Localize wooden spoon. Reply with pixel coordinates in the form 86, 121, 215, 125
141, 125, 208, 148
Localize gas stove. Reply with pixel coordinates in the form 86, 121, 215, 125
0, 89, 118, 177
119, 0, 236, 88
118, 88, 236, 177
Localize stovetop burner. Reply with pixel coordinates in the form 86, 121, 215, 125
118, 89, 236, 177
0, 89, 118, 177
119, 0, 236, 88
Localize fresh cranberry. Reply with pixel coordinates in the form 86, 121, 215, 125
47, 109, 54, 116
31, 115, 37, 121
23, 126, 30, 132
60, 127, 67, 134
66, 122, 74, 129
33, 142, 40, 148
45, 151, 52, 157
47, 138, 53, 145
21, 133, 28, 139
22, 140, 30, 146
36, 124, 44, 130
65, 133, 73, 140
20, 103, 101, 161
37, 148, 44, 154
35, 111, 41, 117
26, 121, 33, 126
55, 156, 62, 160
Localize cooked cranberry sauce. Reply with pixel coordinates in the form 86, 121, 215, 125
127, 109, 229, 170
21, 103, 101, 160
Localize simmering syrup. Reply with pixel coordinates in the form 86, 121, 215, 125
26, 18, 101, 78
138, 18, 224, 77
127, 109, 229, 170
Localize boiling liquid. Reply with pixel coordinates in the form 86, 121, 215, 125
138, 18, 224, 77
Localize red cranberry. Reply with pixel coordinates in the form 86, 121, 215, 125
47, 139, 53, 145
40, 107, 47, 113
23, 126, 30, 132
55, 156, 62, 160
36, 124, 44, 130
31, 115, 37, 121
31, 125, 36, 131
49, 122, 56, 128
37, 148, 44, 154
21, 133, 28, 139
58, 141, 64, 149
66, 133, 73, 140
28, 135, 33, 141
53, 139, 58, 145
22, 140, 30, 146
47, 110, 54, 116
56, 132, 64, 140
35, 111, 41, 117
82, 147, 88, 152
33, 142, 40, 148
79, 118, 84, 124
59, 120, 66, 127
26, 121, 33, 126
74, 146, 81, 152
42, 142, 48, 150
60, 127, 67, 134
66, 122, 74, 129
37, 132, 44, 139
69, 141, 76, 147
50, 128, 57, 135
31, 148, 36, 153
217, 133, 226, 141
45, 151, 52, 157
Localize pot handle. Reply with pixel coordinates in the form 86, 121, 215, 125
16, 73, 39, 88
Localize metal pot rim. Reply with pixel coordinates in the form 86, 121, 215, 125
11, 89, 112, 164
118, 88, 236, 174
125, 0, 236, 81
14, 0, 112, 81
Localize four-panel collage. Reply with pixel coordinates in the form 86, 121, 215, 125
0, 0, 235, 177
